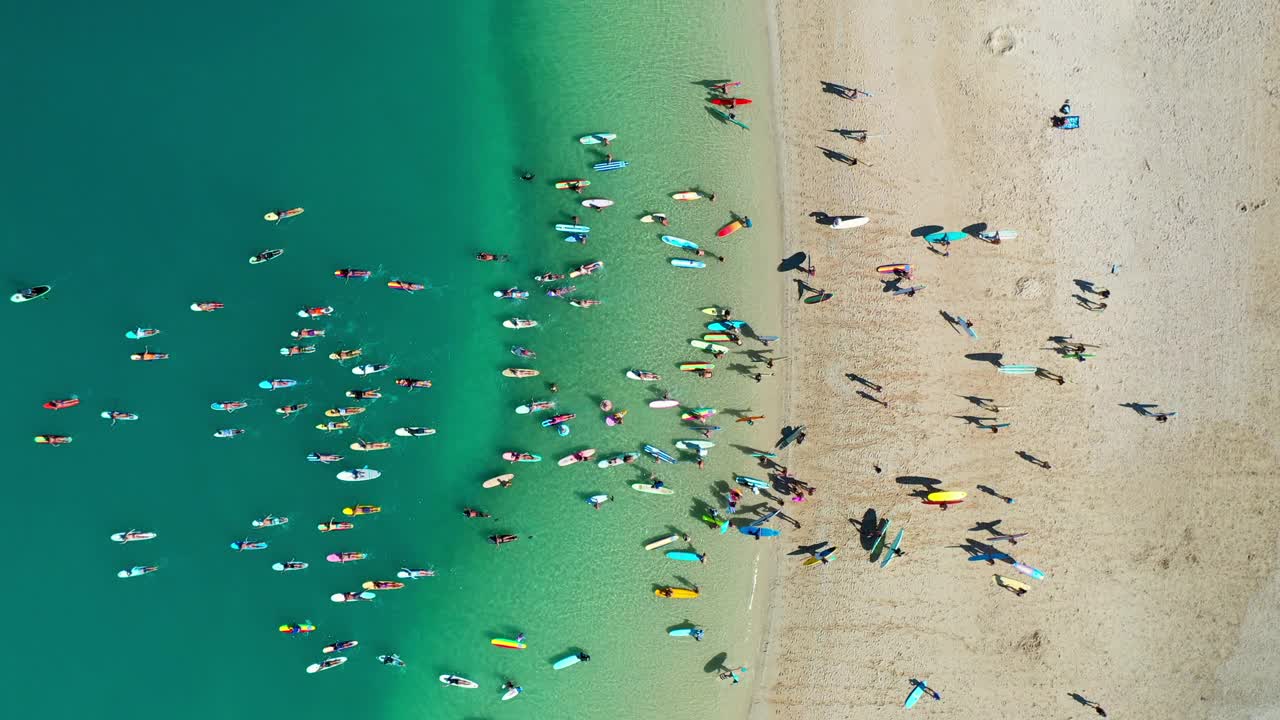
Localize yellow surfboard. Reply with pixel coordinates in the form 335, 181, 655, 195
925, 491, 967, 503
994, 574, 1030, 594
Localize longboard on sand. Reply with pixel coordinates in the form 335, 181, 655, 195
880, 528, 905, 568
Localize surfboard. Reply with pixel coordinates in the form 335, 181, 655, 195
740, 526, 779, 538
555, 224, 590, 233
579, 132, 616, 144
642, 445, 677, 464
671, 259, 706, 269
803, 548, 837, 566
998, 365, 1038, 374
592, 160, 630, 171
582, 198, 613, 209
709, 107, 749, 129
868, 519, 891, 560
995, 575, 1031, 594
968, 552, 1013, 563
675, 440, 714, 450
662, 235, 699, 249
707, 321, 746, 330
830, 216, 869, 229
673, 191, 704, 201
925, 491, 967, 504
924, 230, 968, 243
988, 533, 1028, 543
587, 494, 610, 507
880, 528, 905, 568
680, 362, 715, 371
690, 340, 728, 353
877, 263, 911, 274
735, 475, 769, 489
482, 473, 514, 489
703, 333, 732, 342
666, 551, 703, 562
491, 638, 527, 650
954, 316, 978, 338
700, 307, 723, 315
893, 285, 926, 295
632, 483, 674, 495
648, 399, 680, 409
645, 534, 679, 550
804, 292, 835, 304
717, 218, 751, 237
904, 682, 927, 708
1013, 562, 1045, 580
554, 179, 589, 189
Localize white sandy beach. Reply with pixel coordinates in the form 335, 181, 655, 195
751, 1, 1280, 718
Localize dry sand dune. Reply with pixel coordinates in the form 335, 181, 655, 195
753, 1, 1280, 718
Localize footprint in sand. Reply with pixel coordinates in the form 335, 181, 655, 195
986, 26, 1018, 55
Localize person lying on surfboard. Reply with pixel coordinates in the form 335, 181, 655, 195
462, 508, 491, 519
476, 252, 509, 262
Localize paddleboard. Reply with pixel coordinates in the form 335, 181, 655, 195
662, 235, 699, 250
554, 179, 589, 189
675, 440, 714, 450
707, 321, 746, 330
555, 223, 590, 233
645, 534, 679, 550
502, 368, 540, 378
717, 218, 751, 237
925, 491, 967, 503
880, 528, 905, 567
632, 483, 674, 495
672, 191, 703, 201
998, 365, 1038, 374
666, 551, 703, 562
740, 526, 779, 538
579, 132, 616, 144
804, 292, 835, 304
482, 473, 514, 489
10, 285, 51, 303
649, 399, 680, 409
582, 198, 613, 209
703, 333, 732, 342
491, 638, 527, 650
830, 216, 869, 229
592, 160, 629, 171
925, 230, 968, 243
680, 362, 714, 371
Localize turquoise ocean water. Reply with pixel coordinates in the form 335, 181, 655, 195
3, 1, 780, 717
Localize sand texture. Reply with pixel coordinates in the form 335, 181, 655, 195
753, 1, 1280, 718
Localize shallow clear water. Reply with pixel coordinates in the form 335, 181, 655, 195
2, 1, 780, 717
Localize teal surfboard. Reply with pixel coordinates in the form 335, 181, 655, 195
706, 321, 746, 331
880, 528, 905, 568
868, 519, 891, 560
924, 231, 967, 243
666, 551, 703, 562
555, 224, 590, 233
904, 682, 927, 708
662, 235, 699, 249
671, 259, 706, 269
998, 365, 1037, 374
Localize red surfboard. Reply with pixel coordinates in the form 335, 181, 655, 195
711, 98, 752, 107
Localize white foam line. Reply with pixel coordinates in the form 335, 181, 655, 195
748, 551, 760, 611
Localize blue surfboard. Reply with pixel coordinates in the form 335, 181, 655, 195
671, 259, 706, 269
662, 235, 699, 249
740, 526, 779, 538
592, 160, 630, 172
666, 551, 703, 562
